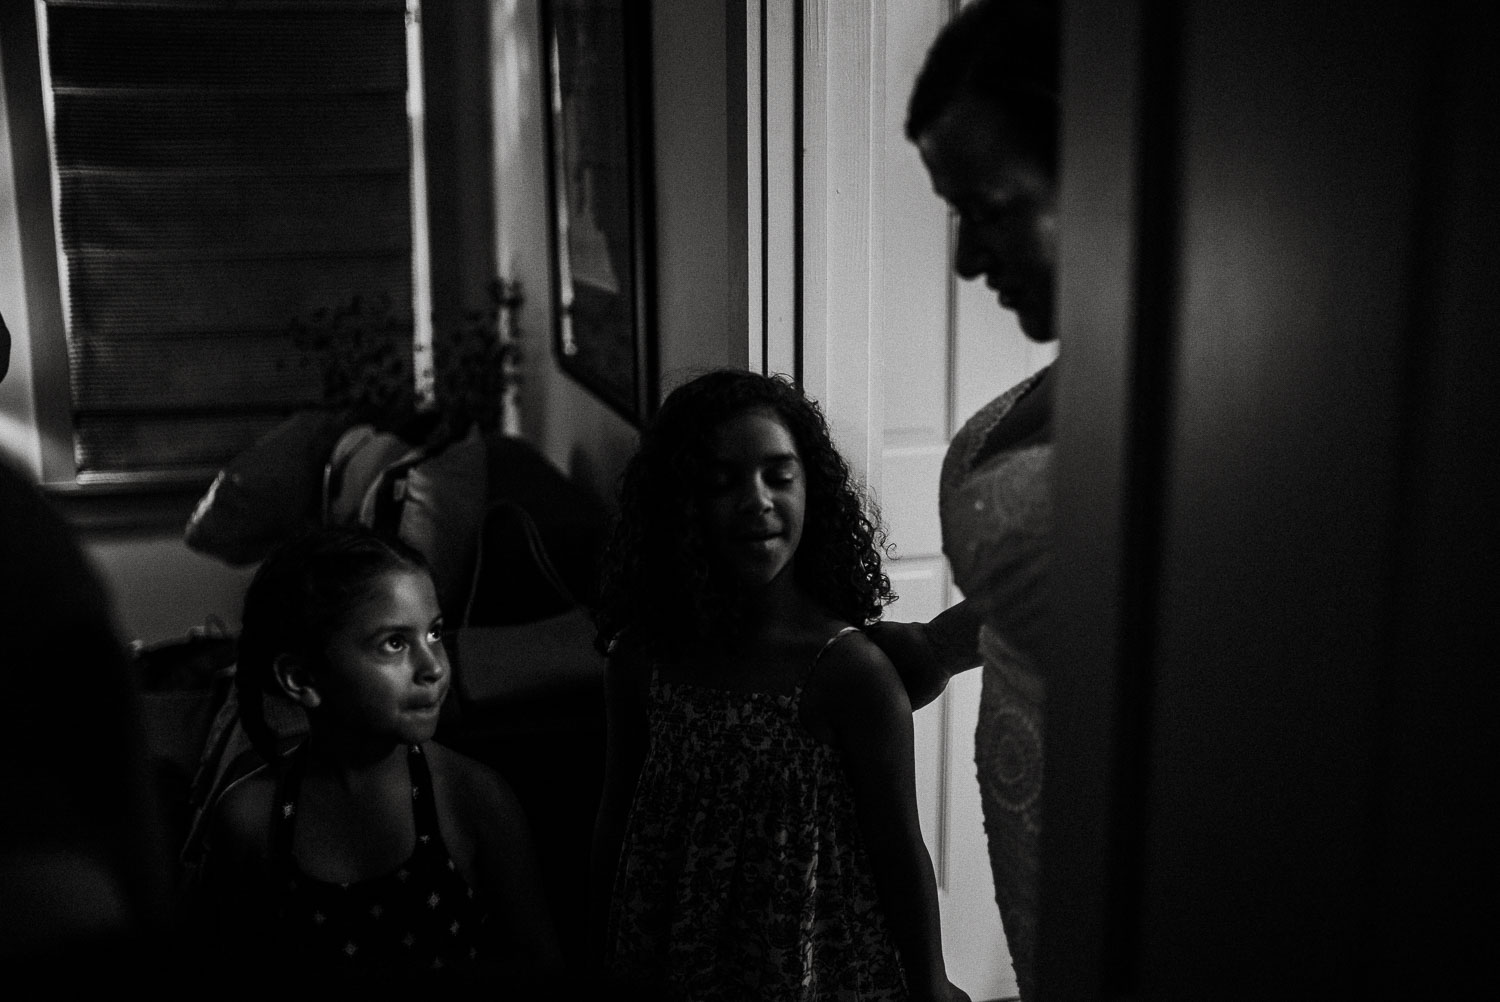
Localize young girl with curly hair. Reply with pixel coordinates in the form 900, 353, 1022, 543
591, 370, 968, 1002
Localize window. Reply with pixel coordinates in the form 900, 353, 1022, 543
27, 0, 427, 487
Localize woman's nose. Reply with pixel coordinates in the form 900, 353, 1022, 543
953, 217, 989, 280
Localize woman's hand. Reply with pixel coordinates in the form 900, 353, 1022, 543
867, 600, 984, 711
945, 983, 974, 1002
933, 981, 973, 1002
911, 975, 973, 1002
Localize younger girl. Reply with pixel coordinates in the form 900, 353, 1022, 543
592, 370, 968, 1002
201, 525, 562, 991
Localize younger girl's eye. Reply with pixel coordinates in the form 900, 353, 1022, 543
427, 624, 443, 643
382, 634, 408, 653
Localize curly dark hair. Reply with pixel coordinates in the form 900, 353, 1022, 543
235, 525, 429, 764
905, 0, 1060, 175
595, 369, 894, 658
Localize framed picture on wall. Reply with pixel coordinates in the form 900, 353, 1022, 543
539, 0, 657, 425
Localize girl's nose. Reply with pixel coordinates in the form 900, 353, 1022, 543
743, 477, 774, 513
414, 641, 447, 683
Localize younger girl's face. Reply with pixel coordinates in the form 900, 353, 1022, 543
312, 567, 449, 746
701, 407, 807, 589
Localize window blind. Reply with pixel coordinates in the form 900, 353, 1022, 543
41, 0, 414, 482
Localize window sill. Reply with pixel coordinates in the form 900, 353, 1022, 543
42, 478, 211, 535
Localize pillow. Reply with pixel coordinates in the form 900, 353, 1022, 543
184, 408, 355, 566
323, 421, 489, 615
450, 608, 604, 719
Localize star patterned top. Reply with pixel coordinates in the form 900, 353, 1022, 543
266, 744, 493, 986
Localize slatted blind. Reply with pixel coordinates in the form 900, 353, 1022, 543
41, 0, 414, 482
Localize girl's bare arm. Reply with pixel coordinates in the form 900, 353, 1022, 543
815, 635, 970, 1002
198, 773, 276, 958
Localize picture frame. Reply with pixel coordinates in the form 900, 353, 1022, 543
539, 0, 657, 425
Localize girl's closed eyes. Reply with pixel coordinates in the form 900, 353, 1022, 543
700, 408, 808, 589
592, 369, 965, 1002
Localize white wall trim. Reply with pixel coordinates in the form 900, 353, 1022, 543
797, 0, 887, 490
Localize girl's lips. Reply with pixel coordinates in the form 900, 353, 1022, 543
739, 537, 782, 552
407, 692, 446, 713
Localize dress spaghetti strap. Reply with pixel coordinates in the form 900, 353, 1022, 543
816, 625, 861, 662
405, 744, 441, 845
800, 625, 861, 692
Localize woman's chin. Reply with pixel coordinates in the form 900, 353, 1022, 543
1017, 310, 1056, 344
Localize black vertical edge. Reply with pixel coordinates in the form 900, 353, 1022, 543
759, 0, 770, 376
791, 0, 804, 389
942, 0, 961, 440
1101, 0, 1183, 993
629, 0, 658, 420
537, 0, 565, 386
1360, 3, 1455, 993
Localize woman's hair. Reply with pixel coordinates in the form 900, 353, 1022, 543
234, 525, 429, 763
595, 369, 894, 658
905, 0, 1060, 174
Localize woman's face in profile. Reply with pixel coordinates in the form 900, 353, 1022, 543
917, 93, 1058, 343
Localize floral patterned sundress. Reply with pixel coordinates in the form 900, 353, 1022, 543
605, 627, 908, 1002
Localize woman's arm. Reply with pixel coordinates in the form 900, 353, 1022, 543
866, 599, 984, 711
814, 635, 970, 1002
589, 651, 650, 963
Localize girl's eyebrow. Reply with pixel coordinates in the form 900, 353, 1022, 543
361, 622, 410, 637
710, 451, 798, 465
707, 451, 800, 472
359, 620, 426, 641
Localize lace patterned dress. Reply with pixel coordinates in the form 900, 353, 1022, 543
605, 629, 908, 1001
939, 367, 1053, 1001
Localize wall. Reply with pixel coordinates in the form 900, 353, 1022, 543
490, 0, 635, 511
493, 0, 748, 511
1040, 2, 1498, 995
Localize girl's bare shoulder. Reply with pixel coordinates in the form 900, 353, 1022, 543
800, 627, 909, 741
424, 742, 522, 822
211, 766, 277, 860
813, 628, 904, 699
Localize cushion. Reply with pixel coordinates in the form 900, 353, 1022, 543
449, 608, 604, 720
184, 408, 355, 566
323, 421, 490, 615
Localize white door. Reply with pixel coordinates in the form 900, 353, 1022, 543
790, 4, 1055, 998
